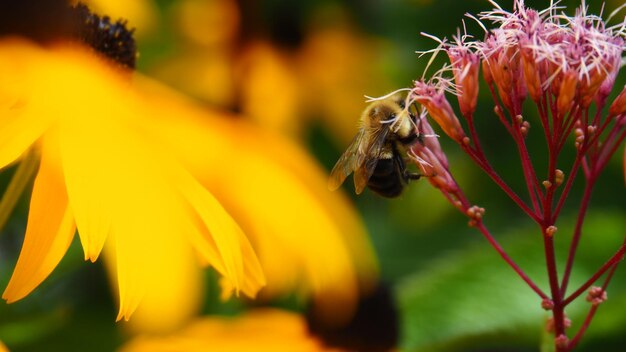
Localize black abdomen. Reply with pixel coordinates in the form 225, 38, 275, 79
367, 157, 406, 198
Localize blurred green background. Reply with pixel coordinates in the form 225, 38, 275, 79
0, 0, 625, 351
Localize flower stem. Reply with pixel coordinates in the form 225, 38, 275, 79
461, 143, 541, 223
567, 250, 622, 350
552, 151, 583, 221
476, 221, 549, 299
563, 238, 626, 306
543, 231, 565, 337
559, 181, 595, 297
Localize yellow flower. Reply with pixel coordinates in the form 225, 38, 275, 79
119, 309, 345, 352
0, 38, 265, 321
133, 75, 379, 327
236, 41, 304, 136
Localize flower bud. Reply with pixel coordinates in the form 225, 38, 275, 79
448, 52, 480, 117
578, 67, 607, 108
482, 59, 493, 85
596, 54, 621, 104
555, 335, 569, 349
609, 84, 626, 116
412, 82, 466, 143
521, 49, 542, 101
586, 286, 608, 306
554, 169, 564, 186
556, 70, 577, 119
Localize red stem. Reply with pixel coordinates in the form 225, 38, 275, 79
552, 150, 583, 221
541, 125, 566, 338
515, 125, 543, 215
493, 95, 543, 214
561, 123, 625, 286
556, 106, 581, 153
476, 221, 549, 299
430, 160, 549, 300
563, 239, 626, 306
559, 181, 595, 297
486, 83, 515, 134
567, 305, 599, 350
466, 113, 486, 158
544, 233, 566, 337
461, 144, 541, 223
567, 244, 623, 350
595, 128, 626, 173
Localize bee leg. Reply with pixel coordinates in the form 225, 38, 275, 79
393, 150, 421, 183
405, 172, 421, 181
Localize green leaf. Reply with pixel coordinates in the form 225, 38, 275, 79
396, 211, 625, 351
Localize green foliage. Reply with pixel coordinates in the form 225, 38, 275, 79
397, 212, 626, 351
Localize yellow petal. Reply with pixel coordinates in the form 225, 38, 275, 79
0, 39, 134, 262
59, 109, 116, 262
256, 127, 379, 293
3, 135, 75, 302
211, 149, 360, 318
0, 106, 49, 170
217, 229, 267, 300
0, 148, 39, 231
176, 168, 265, 297
51, 45, 143, 262
118, 243, 205, 333
119, 309, 341, 352
132, 77, 378, 322
63, 117, 180, 321
0, 39, 74, 169
105, 189, 198, 322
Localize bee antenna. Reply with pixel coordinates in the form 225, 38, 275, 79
380, 117, 398, 124
364, 88, 412, 102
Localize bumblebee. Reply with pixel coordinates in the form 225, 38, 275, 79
328, 95, 421, 198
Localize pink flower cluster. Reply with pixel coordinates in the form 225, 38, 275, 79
408, 0, 626, 196
401, 1, 626, 350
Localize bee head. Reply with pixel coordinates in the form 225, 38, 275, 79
391, 109, 416, 139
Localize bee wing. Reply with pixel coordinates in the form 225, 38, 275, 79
328, 128, 368, 191
353, 126, 390, 194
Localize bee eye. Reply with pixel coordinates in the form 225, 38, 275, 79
398, 100, 406, 109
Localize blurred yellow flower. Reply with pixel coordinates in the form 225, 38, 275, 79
140, 0, 381, 328
152, 49, 237, 108
70, 0, 158, 37
149, 0, 239, 108
151, 1, 396, 145
236, 41, 303, 136
173, 0, 240, 47
135, 76, 379, 326
119, 309, 345, 352
297, 11, 396, 144
0, 38, 265, 321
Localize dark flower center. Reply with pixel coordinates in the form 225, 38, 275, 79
0, 1, 137, 69
70, 3, 137, 69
